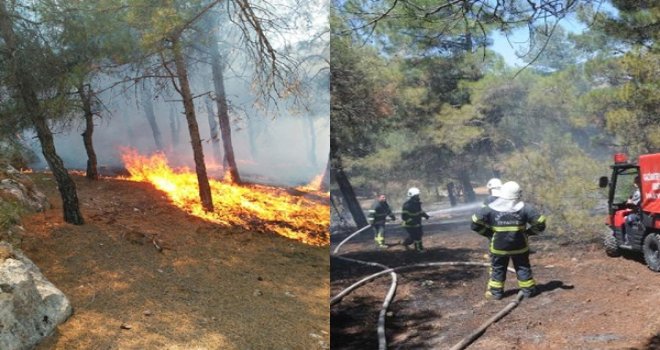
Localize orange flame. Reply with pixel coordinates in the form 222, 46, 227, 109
120, 149, 329, 246
296, 173, 327, 194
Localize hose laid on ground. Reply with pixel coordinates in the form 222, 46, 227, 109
332, 224, 374, 255
449, 290, 525, 350
331, 224, 523, 350
332, 224, 397, 350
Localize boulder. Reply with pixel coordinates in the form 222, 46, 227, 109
0, 243, 72, 350
0, 163, 50, 213
0, 163, 50, 247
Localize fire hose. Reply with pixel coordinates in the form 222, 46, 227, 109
331, 224, 524, 350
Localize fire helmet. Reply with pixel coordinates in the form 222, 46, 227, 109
499, 181, 521, 200
486, 178, 502, 190
407, 187, 420, 197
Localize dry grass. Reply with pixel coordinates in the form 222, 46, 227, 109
21, 173, 329, 350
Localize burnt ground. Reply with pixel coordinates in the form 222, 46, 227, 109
331, 217, 660, 350
19, 173, 329, 350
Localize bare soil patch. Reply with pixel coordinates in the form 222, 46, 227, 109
20, 173, 329, 350
331, 219, 660, 349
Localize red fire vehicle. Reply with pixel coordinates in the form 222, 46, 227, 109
599, 153, 660, 271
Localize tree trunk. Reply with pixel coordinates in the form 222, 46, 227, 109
168, 106, 180, 147
247, 116, 259, 160
209, 33, 241, 183
0, 0, 83, 225
34, 117, 85, 224
141, 84, 163, 151
447, 182, 457, 207
172, 39, 213, 212
204, 95, 223, 164
458, 169, 476, 203
78, 85, 98, 180
331, 159, 368, 227
304, 117, 318, 168
320, 154, 330, 192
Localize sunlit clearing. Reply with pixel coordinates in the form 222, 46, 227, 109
120, 148, 329, 246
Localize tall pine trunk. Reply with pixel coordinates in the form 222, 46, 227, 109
171, 39, 213, 212
458, 169, 476, 203
304, 117, 318, 168
168, 106, 180, 147
247, 116, 259, 160
0, 0, 83, 224
78, 85, 98, 180
447, 182, 457, 207
204, 95, 223, 164
320, 154, 330, 192
141, 84, 163, 151
209, 34, 241, 183
331, 158, 367, 227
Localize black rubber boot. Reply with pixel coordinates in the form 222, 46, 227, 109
485, 289, 503, 300
522, 287, 538, 298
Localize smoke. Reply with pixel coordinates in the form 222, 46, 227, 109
26, 0, 330, 188
27, 83, 329, 186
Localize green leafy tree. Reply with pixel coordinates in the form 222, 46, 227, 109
577, 1, 659, 156
500, 140, 603, 237
330, 9, 397, 226
0, 0, 84, 224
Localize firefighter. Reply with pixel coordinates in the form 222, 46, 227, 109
368, 194, 396, 248
484, 178, 502, 205
401, 187, 430, 252
471, 181, 546, 300
624, 176, 641, 244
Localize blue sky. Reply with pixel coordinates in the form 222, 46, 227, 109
490, 2, 617, 66
490, 13, 587, 67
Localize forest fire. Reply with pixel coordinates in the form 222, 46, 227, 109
120, 149, 329, 246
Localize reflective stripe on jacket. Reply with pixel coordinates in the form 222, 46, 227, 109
401, 196, 429, 228
368, 201, 394, 225
471, 201, 546, 255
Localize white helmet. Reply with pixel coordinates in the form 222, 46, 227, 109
407, 187, 420, 197
486, 178, 502, 190
499, 181, 521, 200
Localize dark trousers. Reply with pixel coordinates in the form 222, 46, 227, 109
624, 213, 639, 242
373, 224, 386, 245
373, 224, 385, 237
403, 226, 423, 245
489, 253, 535, 292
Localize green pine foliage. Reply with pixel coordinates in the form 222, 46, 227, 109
499, 140, 606, 238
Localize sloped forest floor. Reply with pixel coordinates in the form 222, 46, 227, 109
20, 172, 329, 350
331, 209, 660, 350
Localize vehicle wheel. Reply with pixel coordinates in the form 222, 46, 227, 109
603, 229, 621, 257
642, 233, 660, 272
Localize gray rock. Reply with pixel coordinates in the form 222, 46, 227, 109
0, 243, 72, 350
0, 164, 50, 213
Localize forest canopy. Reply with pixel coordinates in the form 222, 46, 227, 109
330, 0, 659, 236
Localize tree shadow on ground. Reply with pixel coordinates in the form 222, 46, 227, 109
331, 244, 481, 291
331, 294, 387, 349
331, 259, 491, 349
626, 333, 660, 350
643, 333, 660, 350
24, 175, 329, 350
501, 279, 575, 299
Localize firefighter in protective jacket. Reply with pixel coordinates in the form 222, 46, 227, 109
401, 187, 430, 252
368, 194, 396, 248
471, 181, 546, 299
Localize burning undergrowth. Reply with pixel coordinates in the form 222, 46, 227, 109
120, 149, 329, 246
